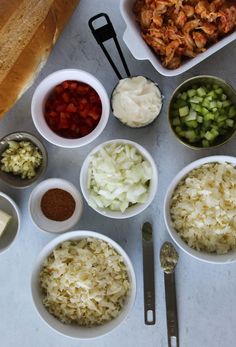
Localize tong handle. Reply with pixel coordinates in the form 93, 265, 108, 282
164, 272, 179, 347
88, 13, 130, 79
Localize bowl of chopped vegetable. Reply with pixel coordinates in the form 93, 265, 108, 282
169, 76, 236, 149
0, 132, 47, 188
31, 230, 136, 339
31, 69, 110, 148
80, 139, 158, 219
164, 155, 236, 263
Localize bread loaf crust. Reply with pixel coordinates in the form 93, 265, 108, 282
0, 0, 80, 117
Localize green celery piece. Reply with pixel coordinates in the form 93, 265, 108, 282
204, 131, 215, 141
207, 90, 216, 98
185, 120, 198, 128
217, 115, 227, 122
222, 100, 231, 108
179, 106, 189, 117
185, 130, 197, 140
204, 112, 215, 121
221, 94, 227, 101
229, 106, 236, 117
189, 96, 203, 104
197, 115, 203, 123
226, 119, 234, 127
187, 89, 197, 98
180, 92, 187, 100
201, 107, 209, 115
172, 117, 181, 126
215, 87, 223, 95
216, 101, 223, 109
209, 101, 217, 109
197, 87, 206, 97
185, 109, 197, 121
202, 139, 210, 147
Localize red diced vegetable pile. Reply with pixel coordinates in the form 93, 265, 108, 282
44, 80, 102, 139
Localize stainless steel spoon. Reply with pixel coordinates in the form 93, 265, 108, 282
160, 242, 179, 347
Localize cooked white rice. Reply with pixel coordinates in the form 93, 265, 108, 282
170, 162, 236, 254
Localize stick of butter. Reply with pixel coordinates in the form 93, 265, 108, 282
0, 209, 12, 238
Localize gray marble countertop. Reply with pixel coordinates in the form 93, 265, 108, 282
0, 1, 236, 347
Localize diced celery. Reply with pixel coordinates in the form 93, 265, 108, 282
185, 130, 197, 140
180, 92, 187, 100
187, 89, 197, 98
197, 87, 206, 97
216, 101, 223, 109
172, 117, 180, 126
204, 112, 215, 121
204, 131, 215, 141
185, 110, 197, 121
202, 139, 210, 147
189, 96, 203, 104
215, 87, 223, 95
185, 120, 198, 128
207, 91, 216, 98
197, 115, 203, 123
222, 100, 231, 108
201, 107, 209, 115
226, 119, 234, 127
229, 106, 236, 117
179, 106, 189, 117
209, 101, 217, 109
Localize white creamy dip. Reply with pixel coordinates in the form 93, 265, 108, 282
112, 76, 162, 127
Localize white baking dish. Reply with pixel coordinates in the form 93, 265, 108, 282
120, 0, 236, 76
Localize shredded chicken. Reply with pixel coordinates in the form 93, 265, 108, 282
133, 0, 236, 69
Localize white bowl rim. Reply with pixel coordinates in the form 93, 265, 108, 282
28, 178, 83, 234
164, 155, 236, 264
0, 192, 21, 254
31, 230, 137, 339
80, 138, 158, 219
31, 69, 110, 148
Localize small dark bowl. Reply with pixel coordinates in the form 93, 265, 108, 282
0, 132, 48, 189
111, 75, 163, 128
168, 75, 236, 150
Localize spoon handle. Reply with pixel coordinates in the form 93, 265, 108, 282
164, 272, 179, 347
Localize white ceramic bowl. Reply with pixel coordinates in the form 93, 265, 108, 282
29, 178, 83, 233
31, 69, 110, 148
120, 0, 236, 76
164, 155, 236, 264
0, 192, 20, 254
80, 139, 158, 219
31, 230, 136, 339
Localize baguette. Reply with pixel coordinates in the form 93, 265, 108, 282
0, 0, 80, 118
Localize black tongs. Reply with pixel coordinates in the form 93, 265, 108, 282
88, 13, 131, 80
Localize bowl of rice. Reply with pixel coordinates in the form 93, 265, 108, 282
164, 155, 236, 263
31, 230, 136, 339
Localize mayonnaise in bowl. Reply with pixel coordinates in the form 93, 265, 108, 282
111, 76, 162, 128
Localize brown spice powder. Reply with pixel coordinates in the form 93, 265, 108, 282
41, 188, 76, 221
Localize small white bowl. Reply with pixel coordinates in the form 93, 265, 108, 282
164, 155, 236, 264
0, 192, 20, 254
80, 139, 158, 219
31, 69, 110, 148
29, 178, 83, 233
31, 230, 136, 339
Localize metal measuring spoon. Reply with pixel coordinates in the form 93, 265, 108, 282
160, 242, 179, 347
